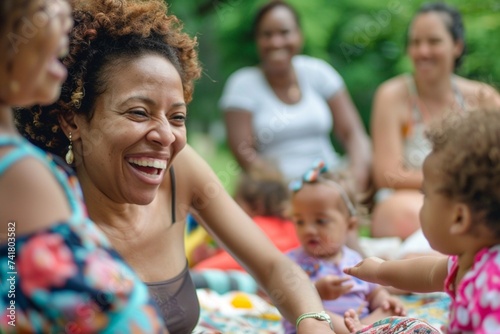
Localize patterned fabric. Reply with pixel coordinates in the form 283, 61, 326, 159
445, 245, 500, 333
192, 290, 450, 334
400, 292, 450, 330
283, 246, 378, 334
194, 289, 282, 334
0, 135, 166, 333
353, 316, 440, 334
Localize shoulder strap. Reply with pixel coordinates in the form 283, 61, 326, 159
405, 74, 423, 122
451, 75, 466, 111
0, 149, 33, 175
0, 136, 35, 176
170, 166, 176, 223
0, 135, 83, 219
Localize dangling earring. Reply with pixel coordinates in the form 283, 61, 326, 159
65, 132, 74, 165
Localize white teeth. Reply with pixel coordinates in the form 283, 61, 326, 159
128, 158, 167, 170
268, 49, 288, 60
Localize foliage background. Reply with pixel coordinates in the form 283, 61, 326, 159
167, 0, 500, 192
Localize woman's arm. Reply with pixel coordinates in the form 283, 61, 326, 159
224, 109, 272, 173
181, 145, 335, 333
371, 79, 423, 190
473, 81, 500, 109
328, 89, 372, 192
344, 256, 448, 293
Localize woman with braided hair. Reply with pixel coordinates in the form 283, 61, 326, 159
0, 0, 167, 332
17, 0, 339, 332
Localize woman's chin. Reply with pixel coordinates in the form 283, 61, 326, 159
33, 86, 64, 107
128, 192, 157, 206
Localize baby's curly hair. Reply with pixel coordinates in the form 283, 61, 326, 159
16, 0, 201, 158
289, 165, 360, 219
311, 170, 359, 217
426, 109, 500, 236
235, 166, 289, 218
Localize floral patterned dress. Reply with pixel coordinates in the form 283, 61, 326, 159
0, 136, 167, 333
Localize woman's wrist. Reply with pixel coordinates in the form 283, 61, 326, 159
296, 311, 334, 331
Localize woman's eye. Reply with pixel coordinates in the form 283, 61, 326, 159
427, 37, 442, 45
171, 114, 187, 123
129, 110, 148, 117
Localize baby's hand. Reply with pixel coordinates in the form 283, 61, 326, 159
315, 275, 353, 300
343, 257, 385, 284
380, 295, 406, 316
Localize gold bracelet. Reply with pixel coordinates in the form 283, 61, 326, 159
296, 311, 334, 331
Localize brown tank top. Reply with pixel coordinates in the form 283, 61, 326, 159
146, 167, 200, 333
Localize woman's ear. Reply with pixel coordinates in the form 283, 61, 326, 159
449, 203, 472, 235
58, 112, 81, 140
453, 39, 464, 60
347, 216, 358, 231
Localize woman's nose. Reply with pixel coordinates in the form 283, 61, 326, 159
416, 42, 431, 56
268, 32, 286, 48
147, 121, 175, 147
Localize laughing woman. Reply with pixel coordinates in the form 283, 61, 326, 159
0, 0, 167, 332
16, 0, 338, 333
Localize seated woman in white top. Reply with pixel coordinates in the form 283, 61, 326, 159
220, 0, 371, 191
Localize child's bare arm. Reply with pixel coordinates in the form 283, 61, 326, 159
344, 255, 448, 292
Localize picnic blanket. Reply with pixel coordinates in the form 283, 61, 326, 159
193, 290, 450, 334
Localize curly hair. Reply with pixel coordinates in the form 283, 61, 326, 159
234, 166, 289, 218
310, 170, 359, 218
16, 0, 201, 158
426, 109, 500, 236
290, 167, 360, 219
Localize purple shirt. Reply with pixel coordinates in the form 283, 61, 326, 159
283, 246, 378, 334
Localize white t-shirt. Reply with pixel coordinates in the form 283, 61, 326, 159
219, 55, 345, 181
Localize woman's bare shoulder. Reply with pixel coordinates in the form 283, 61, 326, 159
0, 154, 72, 237
169, 145, 216, 193
456, 76, 500, 109
374, 75, 409, 102
372, 75, 411, 118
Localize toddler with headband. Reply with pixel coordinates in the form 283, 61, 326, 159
283, 161, 405, 334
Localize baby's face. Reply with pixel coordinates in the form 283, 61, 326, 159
420, 152, 458, 254
291, 183, 353, 260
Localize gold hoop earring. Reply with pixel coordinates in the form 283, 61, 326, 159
65, 132, 74, 165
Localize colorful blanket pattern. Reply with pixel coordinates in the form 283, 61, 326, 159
194, 291, 450, 333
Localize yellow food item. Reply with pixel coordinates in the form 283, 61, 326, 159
260, 313, 281, 321
230, 293, 253, 309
